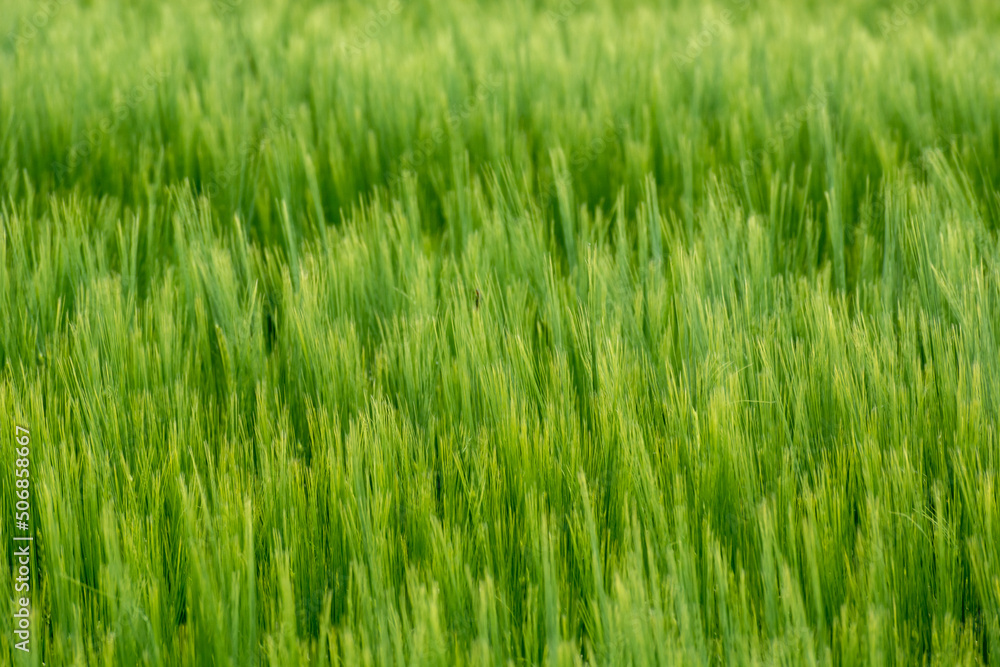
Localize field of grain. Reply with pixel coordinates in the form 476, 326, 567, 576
1, 0, 999, 664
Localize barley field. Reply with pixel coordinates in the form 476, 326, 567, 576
1, 0, 999, 665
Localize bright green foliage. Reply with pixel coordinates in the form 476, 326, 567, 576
1, 0, 999, 664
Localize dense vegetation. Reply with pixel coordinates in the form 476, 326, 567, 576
2, 0, 999, 664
